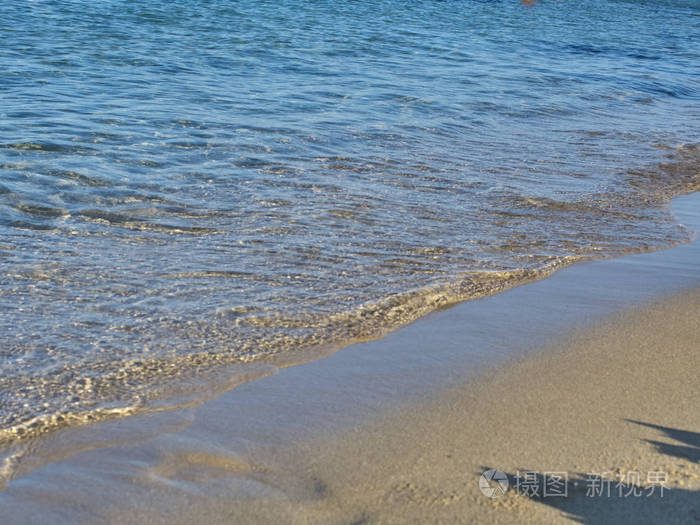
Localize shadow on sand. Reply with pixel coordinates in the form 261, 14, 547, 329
480, 420, 700, 524
627, 419, 700, 464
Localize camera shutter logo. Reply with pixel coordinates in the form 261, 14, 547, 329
479, 469, 509, 498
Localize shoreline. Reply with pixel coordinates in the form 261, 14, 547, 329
246, 286, 700, 524
1, 192, 699, 523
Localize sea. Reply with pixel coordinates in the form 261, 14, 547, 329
1, 0, 699, 450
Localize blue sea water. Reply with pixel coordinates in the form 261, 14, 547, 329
0, 0, 699, 444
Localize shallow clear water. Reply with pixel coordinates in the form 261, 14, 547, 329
1, 0, 699, 442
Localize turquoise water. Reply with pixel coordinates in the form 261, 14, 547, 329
1, 0, 699, 443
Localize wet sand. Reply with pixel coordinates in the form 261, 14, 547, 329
1, 194, 699, 524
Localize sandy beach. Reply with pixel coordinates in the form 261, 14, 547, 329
1, 195, 699, 524
76, 289, 698, 525
265, 288, 700, 524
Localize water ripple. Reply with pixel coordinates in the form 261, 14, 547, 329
0, 0, 699, 446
